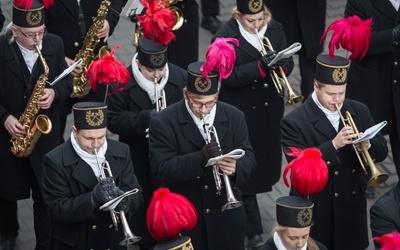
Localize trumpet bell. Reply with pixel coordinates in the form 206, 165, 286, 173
170, 6, 184, 30
368, 171, 389, 187
119, 211, 141, 246
221, 199, 243, 212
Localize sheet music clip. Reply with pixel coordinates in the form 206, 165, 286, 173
120, 0, 144, 20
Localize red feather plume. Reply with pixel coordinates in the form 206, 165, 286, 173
146, 187, 198, 240
201, 37, 239, 81
85, 45, 129, 95
320, 15, 373, 60
283, 147, 328, 196
373, 232, 400, 250
14, 0, 54, 9
136, 0, 175, 45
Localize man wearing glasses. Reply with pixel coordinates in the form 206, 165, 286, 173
148, 61, 256, 249
0, 0, 73, 249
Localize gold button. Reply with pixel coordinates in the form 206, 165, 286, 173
204, 185, 209, 190
264, 102, 268, 107
109, 224, 113, 229
74, 42, 79, 47
352, 191, 356, 194
334, 193, 339, 198
206, 209, 210, 213
352, 169, 356, 173
263, 83, 268, 88
92, 225, 97, 230
326, 161, 331, 166
334, 171, 339, 176
196, 176, 200, 179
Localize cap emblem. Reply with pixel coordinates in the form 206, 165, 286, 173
195, 77, 212, 93
249, 0, 263, 13
86, 109, 105, 127
297, 208, 313, 227
332, 68, 347, 84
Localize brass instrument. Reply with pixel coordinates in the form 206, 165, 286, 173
10, 45, 52, 157
335, 104, 388, 187
133, 0, 184, 47
154, 78, 167, 112
255, 29, 303, 105
93, 148, 141, 245
70, 0, 111, 98
202, 115, 243, 212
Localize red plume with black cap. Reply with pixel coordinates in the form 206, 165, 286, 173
373, 232, 400, 250
320, 15, 373, 60
14, 0, 54, 10
146, 187, 198, 240
85, 45, 129, 95
201, 37, 239, 82
283, 147, 328, 196
136, 0, 175, 45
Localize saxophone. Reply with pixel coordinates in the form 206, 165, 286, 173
10, 45, 53, 157
70, 0, 111, 98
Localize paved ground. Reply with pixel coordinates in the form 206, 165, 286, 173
1, 0, 398, 249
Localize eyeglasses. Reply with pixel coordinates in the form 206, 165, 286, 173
16, 27, 47, 39
187, 95, 217, 108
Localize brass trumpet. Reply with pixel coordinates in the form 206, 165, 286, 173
202, 115, 243, 212
255, 29, 303, 105
335, 104, 388, 187
93, 149, 141, 245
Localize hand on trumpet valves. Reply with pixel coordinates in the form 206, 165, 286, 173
91, 176, 121, 208
114, 189, 130, 213
332, 126, 357, 150
259, 51, 277, 71
199, 138, 223, 166
216, 157, 237, 176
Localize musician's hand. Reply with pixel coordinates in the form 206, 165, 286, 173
38, 88, 55, 109
4, 115, 25, 138
259, 51, 276, 71
65, 57, 82, 76
217, 158, 236, 176
115, 190, 130, 213
91, 176, 117, 208
199, 142, 222, 166
354, 132, 370, 152
98, 20, 110, 42
332, 126, 357, 150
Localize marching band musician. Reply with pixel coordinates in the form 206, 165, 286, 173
212, 0, 294, 247
261, 196, 327, 250
42, 102, 143, 249
46, 0, 127, 142
0, 0, 73, 249
280, 54, 388, 249
106, 36, 186, 249
148, 40, 256, 248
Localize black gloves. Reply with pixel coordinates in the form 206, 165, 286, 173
393, 24, 400, 44
259, 51, 277, 70
115, 190, 130, 213
91, 177, 120, 208
199, 140, 222, 166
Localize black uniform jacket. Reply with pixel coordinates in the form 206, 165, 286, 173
265, 0, 326, 58
0, 32, 72, 200
148, 100, 256, 250
261, 237, 327, 250
42, 139, 143, 250
370, 181, 400, 249
107, 63, 186, 240
345, 0, 400, 139
213, 18, 294, 194
281, 97, 388, 250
